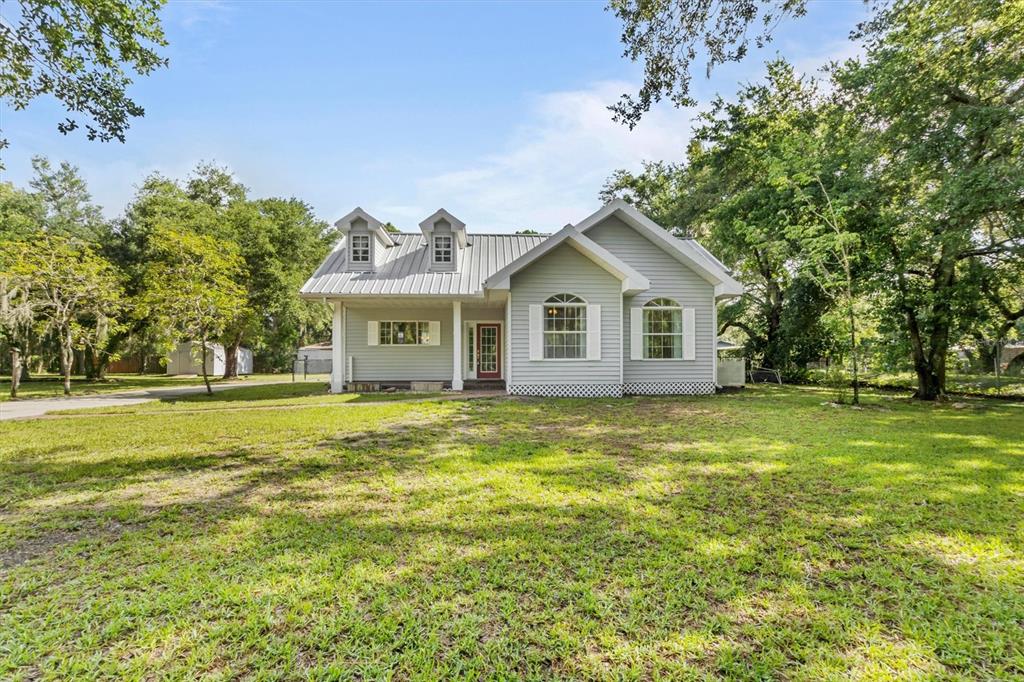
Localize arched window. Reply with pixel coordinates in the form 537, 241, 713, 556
544, 293, 587, 359
643, 298, 682, 359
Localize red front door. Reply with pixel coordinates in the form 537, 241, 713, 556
476, 324, 501, 379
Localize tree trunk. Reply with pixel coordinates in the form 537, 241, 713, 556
222, 335, 242, 379
762, 280, 785, 369
10, 348, 21, 399
85, 314, 110, 380
200, 334, 213, 396
846, 287, 859, 406
60, 327, 73, 396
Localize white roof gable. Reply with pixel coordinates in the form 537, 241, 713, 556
575, 199, 743, 299
419, 208, 468, 248
334, 207, 396, 247
485, 224, 650, 295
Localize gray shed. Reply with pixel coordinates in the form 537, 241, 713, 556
295, 342, 333, 374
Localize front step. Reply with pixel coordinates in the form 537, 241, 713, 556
463, 379, 506, 391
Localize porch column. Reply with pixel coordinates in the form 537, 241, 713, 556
452, 300, 463, 391
331, 300, 345, 393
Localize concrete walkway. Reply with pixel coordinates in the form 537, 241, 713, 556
0, 380, 289, 421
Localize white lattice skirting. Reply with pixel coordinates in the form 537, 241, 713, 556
623, 381, 717, 396
508, 384, 625, 398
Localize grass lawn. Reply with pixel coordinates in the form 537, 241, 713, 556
1, 386, 1021, 679
816, 371, 1024, 398
0, 373, 307, 401
47, 381, 445, 416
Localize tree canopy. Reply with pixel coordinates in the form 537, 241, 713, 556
0, 0, 168, 154
604, 0, 1024, 398
608, 0, 807, 127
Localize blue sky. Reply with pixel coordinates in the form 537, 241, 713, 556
2, 0, 869, 233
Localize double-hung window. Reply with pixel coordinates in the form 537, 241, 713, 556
543, 293, 586, 359
379, 321, 431, 345
350, 234, 371, 265
642, 298, 683, 359
433, 235, 453, 264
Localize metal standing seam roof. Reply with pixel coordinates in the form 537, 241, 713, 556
300, 233, 549, 297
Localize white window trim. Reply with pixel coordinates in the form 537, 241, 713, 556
641, 301, 684, 361
633, 300, 695, 361
432, 234, 453, 264
349, 234, 371, 265
377, 320, 436, 346
541, 294, 589, 361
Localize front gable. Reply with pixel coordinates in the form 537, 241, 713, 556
574, 200, 742, 300
485, 224, 649, 295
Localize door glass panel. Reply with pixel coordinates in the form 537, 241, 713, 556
479, 326, 498, 374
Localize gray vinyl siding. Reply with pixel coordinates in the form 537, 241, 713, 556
587, 216, 715, 383
345, 305, 453, 381
509, 243, 621, 386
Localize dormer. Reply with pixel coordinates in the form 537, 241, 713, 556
335, 207, 395, 272
419, 209, 467, 272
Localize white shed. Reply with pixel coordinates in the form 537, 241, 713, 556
166, 341, 253, 376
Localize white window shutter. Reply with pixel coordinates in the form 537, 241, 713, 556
683, 307, 696, 360
427, 321, 441, 346
529, 304, 542, 360
587, 304, 601, 360
367, 321, 379, 346
630, 307, 643, 361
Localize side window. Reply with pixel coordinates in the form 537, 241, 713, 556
642, 298, 682, 358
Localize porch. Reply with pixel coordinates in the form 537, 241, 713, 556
328, 298, 509, 392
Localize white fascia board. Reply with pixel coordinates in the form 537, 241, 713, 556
484, 225, 649, 295
419, 208, 468, 248
484, 224, 577, 290
715, 279, 744, 300
565, 232, 650, 295
575, 199, 738, 288
334, 207, 396, 247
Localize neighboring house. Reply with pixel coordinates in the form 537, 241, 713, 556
300, 200, 742, 397
166, 341, 253, 376
296, 342, 333, 374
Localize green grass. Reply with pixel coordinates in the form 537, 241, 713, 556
50, 382, 447, 416
1, 385, 1022, 679
868, 372, 1024, 398
808, 370, 1024, 398
0, 373, 300, 401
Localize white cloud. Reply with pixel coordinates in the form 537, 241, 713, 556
398, 81, 698, 233
792, 39, 865, 81
168, 0, 234, 30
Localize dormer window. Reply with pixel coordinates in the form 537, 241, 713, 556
419, 209, 466, 272
433, 235, 453, 264
350, 234, 370, 265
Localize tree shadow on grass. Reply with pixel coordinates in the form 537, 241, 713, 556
1, 393, 1022, 678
